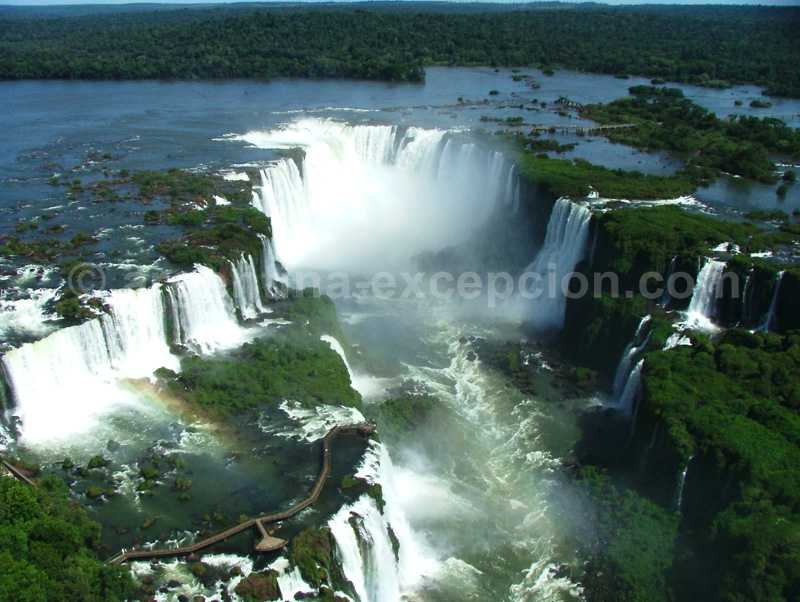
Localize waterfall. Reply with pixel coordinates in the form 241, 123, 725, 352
740, 268, 754, 325
251, 159, 307, 267
329, 442, 434, 601
524, 198, 592, 331
503, 163, 520, 213
321, 334, 354, 379
659, 256, 677, 308
1, 285, 179, 444
664, 332, 691, 349
685, 258, 725, 330
395, 127, 447, 175
259, 234, 288, 299
229, 254, 265, 320
352, 124, 397, 164
759, 271, 784, 332
675, 456, 693, 512
618, 359, 644, 416
612, 315, 651, 401
329, 495, 400, 602
320, 334, 384, 399
238, 119, 520, 271
165, 265, 246, 354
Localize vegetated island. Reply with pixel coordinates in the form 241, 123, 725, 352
511, 85, 800, 200
0, 3, 798, 96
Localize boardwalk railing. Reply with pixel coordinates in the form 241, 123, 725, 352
108, 422, 375, 564
0, 457, 36, 487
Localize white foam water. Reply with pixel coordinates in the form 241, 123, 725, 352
269, 557, 314, 601
759, 270, 784, 332
229, 253, 266, 320
617, 359, 644, 416
165, 265, 248, 353
612, 315, 651, 403
273, 400, 366, 442
0, 288, 59, 345
684, 258, 725, 331
236, 118, 519, 272
320, 334, 388, 399
258, 234, 288, 299
1, 284, 179, 444
330, 441, 437, 601
524, 198, 592, 331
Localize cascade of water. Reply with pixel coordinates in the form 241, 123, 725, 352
675, 456, 694, 512
329, 442, 434, 601
740, 268, 754, 325
352, 124, 397, 164
251, 160, 307, 266
1, 285, 179, 444
524, 198, 592, 331
329, 495, 400, 602
659, 256, 677, 308
664, 331, 691, 350
320, 335, 354, 379
395, 127, 447, 175
241, 119, 521, 271
685, 258, 725, 330
229, 254, 265, 320
759, 271, 784, 332
612, 315, 652, 400
618, 359, 644, 416
320, 334, 386, 399
258, 234, 288, 299
165, 265, 246, 354
504, 163, 520, 213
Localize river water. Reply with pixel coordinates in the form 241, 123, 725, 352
1, 67, 798, 601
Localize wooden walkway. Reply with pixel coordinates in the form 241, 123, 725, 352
0, 457, 36, 487
108, 422, 375, 564
527, 122, 638, 134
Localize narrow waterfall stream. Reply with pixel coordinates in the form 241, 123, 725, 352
684, 258, 726, 331
524, 197, 592, 331
759, 271, 785, 332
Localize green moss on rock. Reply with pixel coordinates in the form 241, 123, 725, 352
234, 570, 281, 601
289, 528, 334, 589
158, 327, 360, 416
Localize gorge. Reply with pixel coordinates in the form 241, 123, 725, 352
1, 68, 799, 602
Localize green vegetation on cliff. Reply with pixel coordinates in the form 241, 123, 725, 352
0, 5, 798, 96
637, 330, 800, 601
155, 205, 269, 272
138, 169, 270, 271
577, 468, 679, 602
157, 294, 360, 415
0, 476, 133, 601
584, 86, 800, 184
592, 206, 757, 283
516, 153, 695, 200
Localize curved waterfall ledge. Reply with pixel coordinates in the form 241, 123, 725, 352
1, 242, 282, 445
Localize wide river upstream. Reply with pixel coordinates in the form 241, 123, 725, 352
1, 68, 798, 601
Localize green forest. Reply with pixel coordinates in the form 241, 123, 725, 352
0, 4, 798, 96
0, 477, 133, 601
584, 86, 800, 184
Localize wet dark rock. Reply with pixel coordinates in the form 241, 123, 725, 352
234, 570, 281, 601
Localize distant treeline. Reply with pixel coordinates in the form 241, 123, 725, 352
0, 4, 798, 96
